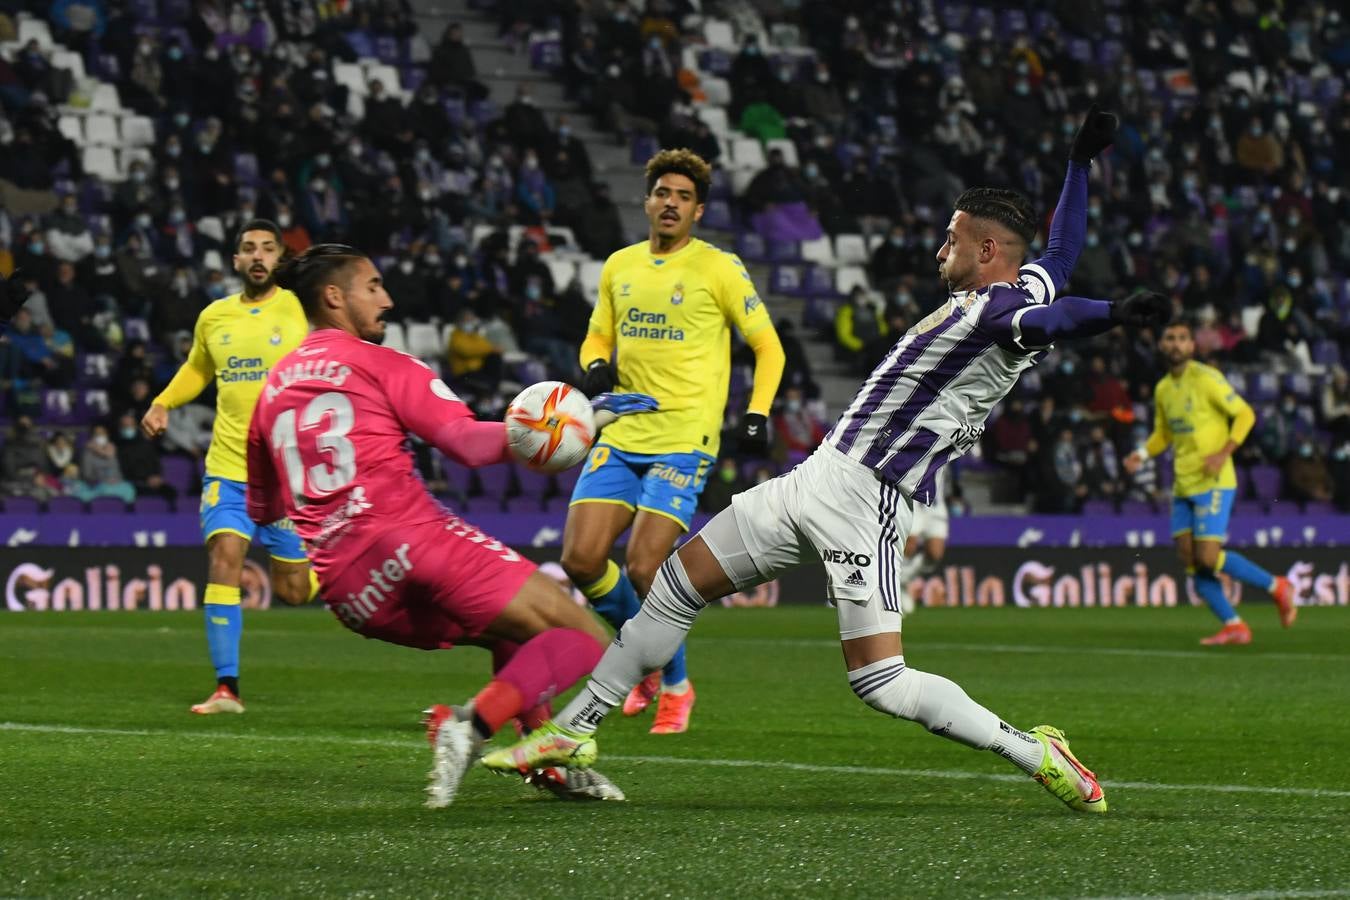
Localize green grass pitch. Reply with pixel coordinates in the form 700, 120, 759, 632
4, 604, 1349, 899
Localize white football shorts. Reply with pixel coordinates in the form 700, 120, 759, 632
713, 443, 913, 639
910, 497, 949, 541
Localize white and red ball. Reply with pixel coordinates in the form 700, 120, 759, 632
505, 381, 597, 472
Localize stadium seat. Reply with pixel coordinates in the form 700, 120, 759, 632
196, 216, 226, 244
704, 19, 738, 50
2, 496, 41, 515
699, 106, 730, 137
767, 239, 800, 263
514, 465, 551, 499
82, 147, 120, 182
1251, 372, 1280, 403
363, 62, 402, 96
89, 497, 129, 515
765, 138, 799, 167
729, 137, 766, 171
578, 260, 604, 302
334, 61, 367, 95
803, 296, 842, 328
834, 234, 869, 266
1284, 373, 1313, 397
1239, 305, 1263, 338
1312, 339, 1342, 368
47, 496, 84, 514
118, 147, 153, 175
736, 231, 768, 263
769, 265, 804, 296
544, 257, 577, 290
405, 322, 442, 359
89, 83, 122, 113
803, 265, 836, 297
57, 115, 83, 143
78, 353, 112, 385
834, 266, 869, 296
799, 235, 835, 267
1249, 465, 1281, 501
51, 47, 87, 81
702, 199, 734, 231
124, 319, 151, 342
161, 457, 196, 495
17, 16, 53, 49
80, 389, 110, 418
379, 321, 407, 353
474, 464, 512, 499
134, 496, 173, 514
120, 116, 156, 147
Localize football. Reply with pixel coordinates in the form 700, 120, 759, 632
505, 381, 597, 472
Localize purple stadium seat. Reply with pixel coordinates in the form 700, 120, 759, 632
702, 199, 734, 231
134, 496, 173, 514
544, 495, 571, 515
1251, 372, 1279, 403
375, 35, 403, 66
1082, 500, 1115, 517
1284, 373, 1313, 398
803, 296, 842, 330
401, 67, 425, 95
128, 0, 157, 18
1249, 465, 1280, 501
941, 3, 968, 31
47, 496, 85, 514
1300, 501, 1336, 515
514, 465, 551, 499
767, 238, 801, 263
708, 169, 732, 201
528, 36, 563, 70
1233, 500, 1265, 517
124, 318, 151, 342
444, 95, 467, 128
631, 133, 660, 166
1000, 9, 1029, 33
1029, 10, 1058, 34
1097, 40, 1125, 68
79, 390, 110, 419
769, 265, 804, 296
77, 353, 113, 386
475, 464, 512, 499
969, 7, 996, 35
89, 497, 129, 515
440, 457, 473, 495
161, 0, 190, 23
1120, 500, 1158, 516
1227, 372, 1247, 395
40, 390, 77, 424
1019, 369, 1043, 395
554, 466, 581, 498
501, 496, 540, 514
1312, 340, 1342, 368
804, 265, 836, 297
1068, 38, 1093, 63
512, 359, 548, 385
161, 456, 197, 495
3, 496, 41, 515
471, 99, 500, 125
234, 152, 260, 186
344, 30, 376, 58
736, 231, 768, 263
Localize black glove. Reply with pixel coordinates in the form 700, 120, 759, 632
738, 413, 768, 457
0, 268, 31, 324
1069, 103, 1118, 165
1110, 290, 1171, 330
579, 360, 615, 397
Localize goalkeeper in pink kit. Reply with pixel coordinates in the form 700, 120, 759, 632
246, 244, 654, 806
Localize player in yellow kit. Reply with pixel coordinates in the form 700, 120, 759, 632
1125, 319, 1295, 645
140, 220, 315, 712
564, 149, 785, 733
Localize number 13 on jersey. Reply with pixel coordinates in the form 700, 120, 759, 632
270, 391, 358, 505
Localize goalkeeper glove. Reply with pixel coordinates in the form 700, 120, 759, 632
0, 268, 31, 324
1110, 290, 1171, 330
738, 413, 769, 457
1069, 103, 1118, 165
591, 392, 659, 429
580, 360, 615, 397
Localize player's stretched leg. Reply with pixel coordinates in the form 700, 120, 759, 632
1173, 500, 1250, 645
1217, 549, 1296, 627
193, 530, 250, 714
426, 569, 609, 807
625, 509, 697, 733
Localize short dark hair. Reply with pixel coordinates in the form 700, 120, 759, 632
953, 188, 1037, 245
234, 218, 284, 253
272, 243, 367, 317
644, 148, 712, 203
1162, 316, 1194, 336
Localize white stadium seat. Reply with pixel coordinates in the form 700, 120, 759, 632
17, 17, 53, 50
545, 257, 577, 290
120, 115, 156, 147
89, 83, 121, 113
57, 114, 83, 142
834, 233, 869, 266
363, 61, 402, 95
381, 322, 408, 354
202, 249, 224, 272
196, 216, 226, 244
765, 137, 798, 167
51, 48, 86, 80
334, 61, 367, 95
730, 137, 765, 171
84, 114, 119, 146
704, 19, 737, 50
800, 235, 835, 267
405, 321, 443, 359
118, 147, 153, 173
700, 76, 731, 107
578, 259, 604, 303
835, 265, 869, 295
82, 146, 120, 182
699, 106, 730, 137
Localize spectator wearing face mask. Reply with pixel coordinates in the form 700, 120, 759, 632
381, 252, 433, 323
1258, 391, 1305, 463
1235, 116, 1283, 178
2, 416, 53, 499
1284, 437, 1333, 506
78, 424, 135, 504
114, 411, 176, 501
699, 457, 748, 514
772, 387, 826, 457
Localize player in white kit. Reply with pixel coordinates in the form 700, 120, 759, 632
485, 108, 1169, 813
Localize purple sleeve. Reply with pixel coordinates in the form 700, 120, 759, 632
981, 288, 1114, 351
1018, 162, 1089, 304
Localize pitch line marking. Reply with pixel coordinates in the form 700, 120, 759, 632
707, 637, 1350, 663
4, 722, 1350, 800
1082, 892, 1350, 900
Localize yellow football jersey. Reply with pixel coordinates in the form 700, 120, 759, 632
1150, 361, 1253, 496
587, 238, 774, 457
155, 288, 307, 481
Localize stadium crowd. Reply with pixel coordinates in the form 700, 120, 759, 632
1, 0, 1348, 515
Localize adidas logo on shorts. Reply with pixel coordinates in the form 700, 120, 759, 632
844, 569, 867, 587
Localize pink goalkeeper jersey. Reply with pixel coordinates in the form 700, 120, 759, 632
246, 328, 510, 569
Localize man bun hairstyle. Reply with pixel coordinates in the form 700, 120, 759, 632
953, 187, 1037, 245
273, 243, 367, 317
234, 218, 285, 252
644, 148, 712, 203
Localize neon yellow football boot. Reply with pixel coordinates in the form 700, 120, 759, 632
480, 720, 598, 774
1029, 725, 1108, 813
